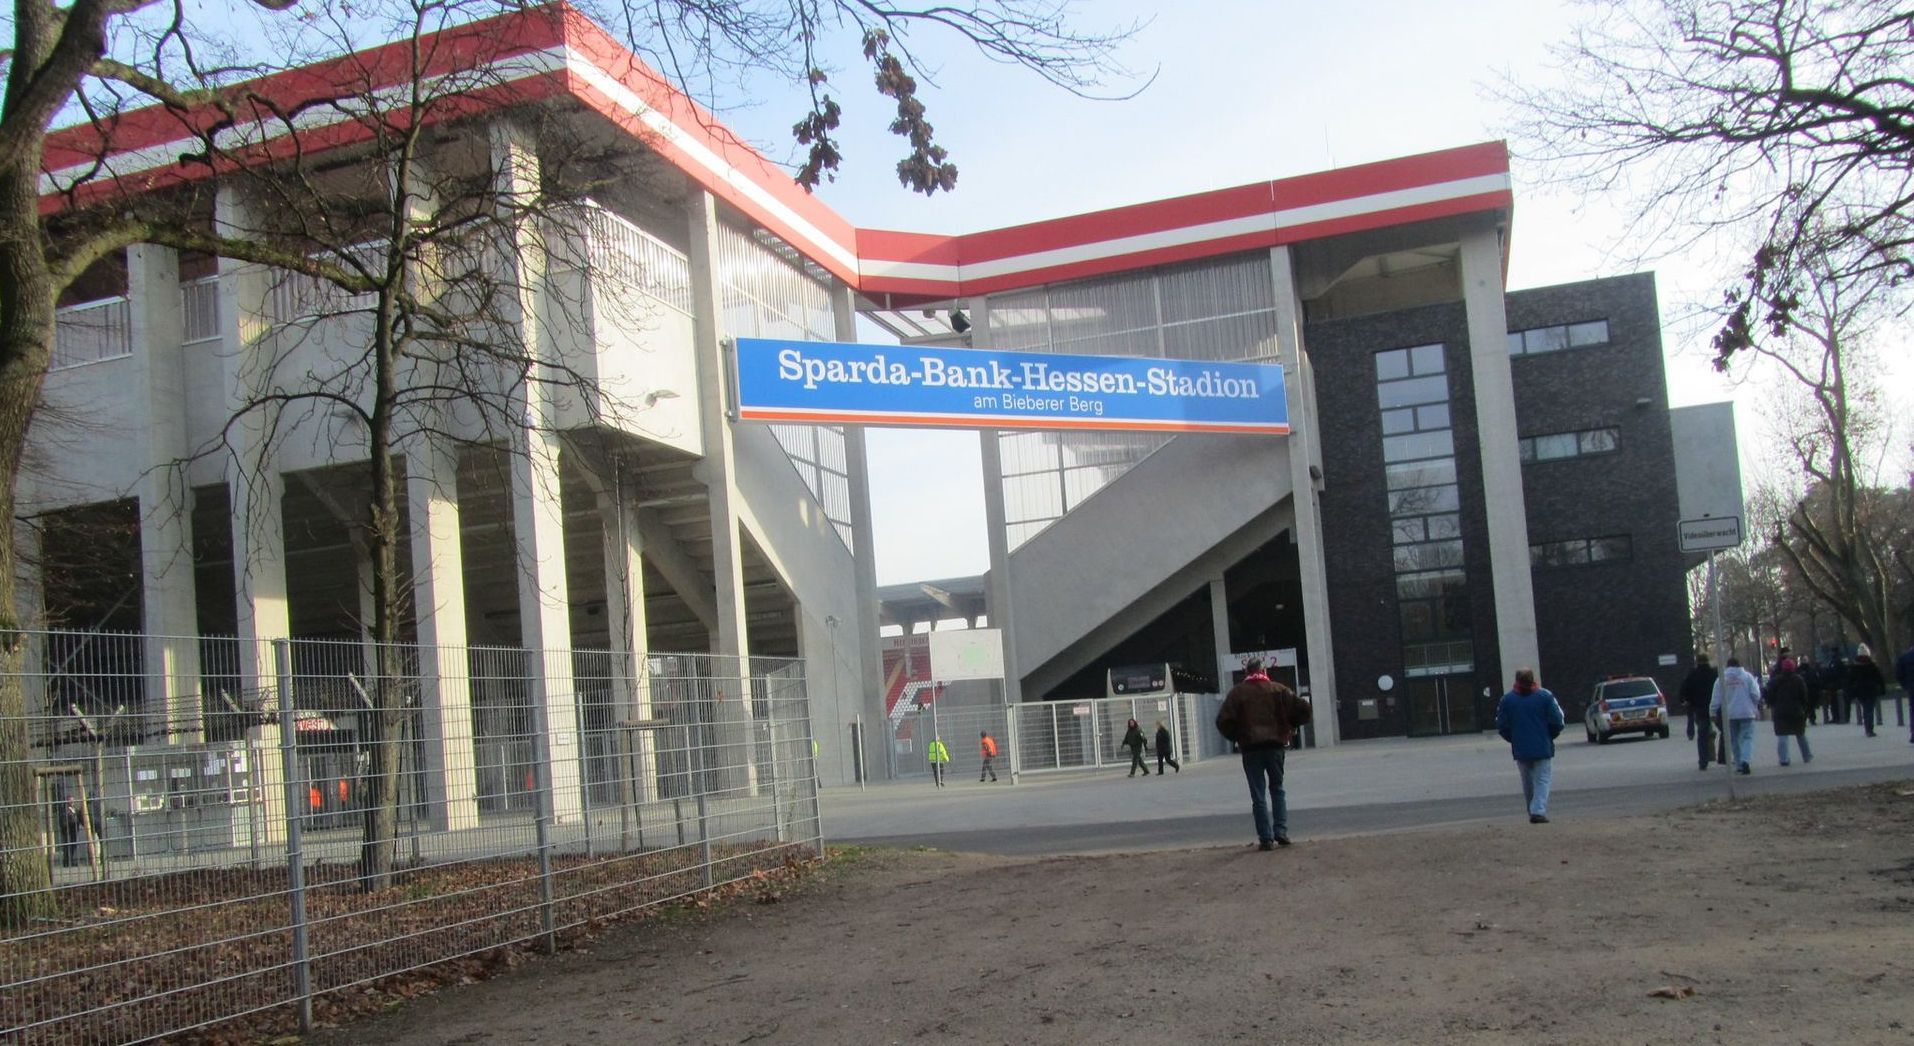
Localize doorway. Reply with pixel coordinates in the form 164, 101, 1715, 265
1405, 674, 1478, 736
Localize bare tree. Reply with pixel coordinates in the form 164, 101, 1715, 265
1729, 252, 1908, 659
1504, 0, 1914, 364
3, 0, 1140, 923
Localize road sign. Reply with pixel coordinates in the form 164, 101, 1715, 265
1679, 516, 1742, 553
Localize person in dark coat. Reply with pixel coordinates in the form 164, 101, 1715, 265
1846, 647, 1888, 737
1153, 720, 1180, 774
1215, 658, 1312, 850
1898, 642, 1914, 744
1679, 655, 1720, 771
1766, 658, 1813, 766
1121, 718, 1150, 777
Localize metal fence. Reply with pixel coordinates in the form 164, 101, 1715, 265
1, 631, 819, 1043
885, 684, 1222, 781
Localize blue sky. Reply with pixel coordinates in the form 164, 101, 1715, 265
701, 0, 1896, 584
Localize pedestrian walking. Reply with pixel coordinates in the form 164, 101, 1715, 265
1153, 720, 1180, 775
1679, 654, 1719, 771
56, 795, 86, 867
1846, 647, 1887, 737
926, 736, 951, 788
1898, 641, 1914, 744
1766, 658, 1813, 766
978, 730, 1000, 782
1121, 718, 1151, 777
1495, 668, 1564, 823
1710, 657, 1764, 775
1214, 658, 1312, 850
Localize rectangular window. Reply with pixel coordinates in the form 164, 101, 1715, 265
1381, 429, 1454, 463
1385, 459, 1457, 491
1531, 534, 1631, 568
1376, 374, 1450, 409
1510, 319, 1610, 357
1518, 426, 1620, 464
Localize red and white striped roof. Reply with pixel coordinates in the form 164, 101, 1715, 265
45, 4, 1512, 300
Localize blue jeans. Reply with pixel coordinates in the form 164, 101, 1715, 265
1240, 746, 1288, 843
1777, 731, 1812, 764
1516, 758, 1553, 816
1728, 718, 1756, 768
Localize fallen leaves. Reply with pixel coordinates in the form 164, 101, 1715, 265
1648, 984, 1697, 1000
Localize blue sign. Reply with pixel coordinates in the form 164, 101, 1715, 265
732, 338, 1288, 435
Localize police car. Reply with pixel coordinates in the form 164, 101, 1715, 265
1584, 676, 1671, 744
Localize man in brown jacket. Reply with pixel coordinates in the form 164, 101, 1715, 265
1215, 658, 1312, 850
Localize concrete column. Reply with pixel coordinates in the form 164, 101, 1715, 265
491, 123, 584, 824
129, 244, 204, 743
972, 297, 1023, 708
685, 188, 757, 795
405, 440, 480, 830
1458, 223, 1540, 682
830, 280, 888, 777
598, 460, 657, 799
1268, 246, 1339, 744
216, 184, 288, 839
1209, 575, 1234, 691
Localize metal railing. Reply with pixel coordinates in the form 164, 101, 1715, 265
50, 297, 133, 371
0, 630, 819, 1044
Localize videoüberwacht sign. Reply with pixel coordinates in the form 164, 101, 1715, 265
731, 337, 1288, 435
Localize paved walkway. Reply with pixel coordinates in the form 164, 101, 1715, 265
821, 712, 1914, 853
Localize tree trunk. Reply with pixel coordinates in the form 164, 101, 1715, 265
0, 159, 60, 926
358, 295, 404, 892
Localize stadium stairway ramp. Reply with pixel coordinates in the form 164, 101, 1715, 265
1005, 432, 1296, 700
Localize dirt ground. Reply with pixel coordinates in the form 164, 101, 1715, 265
310, 780, 1914, 1045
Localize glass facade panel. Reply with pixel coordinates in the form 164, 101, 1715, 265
1374, 343, 1472, 681
1580, 428, 1619, 454
1568, 320, 1609, 346
1376, 375, 1450, 409
717, 220, 853, 551
1410, 343, 1445, 375
986, 251, 1280, 550
1532, 433, 1577, 460
1382, 430, 1455, 463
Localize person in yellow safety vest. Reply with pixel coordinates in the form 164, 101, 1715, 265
926, 736, 951, 788
978, 730, 1000, 782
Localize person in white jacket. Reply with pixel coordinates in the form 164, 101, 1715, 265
1710, 657, 1765, 775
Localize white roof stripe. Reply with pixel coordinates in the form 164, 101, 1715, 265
40, 44, 860, 275
861, 173, 1512, 285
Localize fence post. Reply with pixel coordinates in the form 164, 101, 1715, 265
274, 638, 313, 1036
696, 674, 713, 889
530, 651, 558, 955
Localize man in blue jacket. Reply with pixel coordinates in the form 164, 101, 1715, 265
1496, 668, 1565, 824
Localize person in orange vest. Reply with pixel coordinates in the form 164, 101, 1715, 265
308, 783, 323, 813
337, 778, 350, 808
978, 730, 1000, 782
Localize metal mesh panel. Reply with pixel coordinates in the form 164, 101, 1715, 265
1, 631, 817, 1043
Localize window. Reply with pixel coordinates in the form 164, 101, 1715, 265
1518, 427, 1620, 464
1530, 535, 1633, 568
1508, 319, 1610, 357
1374, 344, 1473, 675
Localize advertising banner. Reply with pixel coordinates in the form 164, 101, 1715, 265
733, 337, 1288, 434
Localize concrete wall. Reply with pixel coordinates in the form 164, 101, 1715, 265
731, 422, 866, 786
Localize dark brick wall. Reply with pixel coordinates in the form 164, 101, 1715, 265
1304, 273, 1688, 738
1506, 274, 1691, 721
